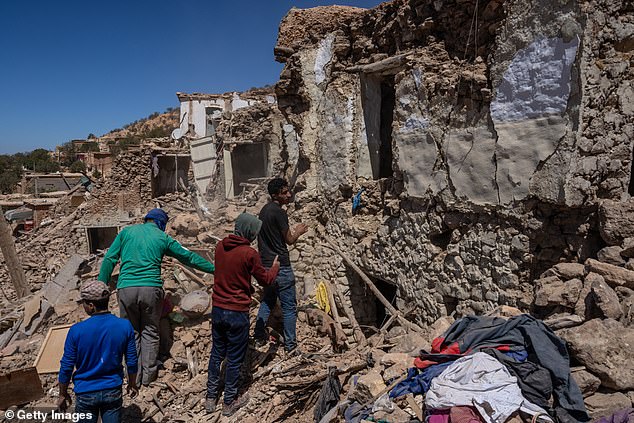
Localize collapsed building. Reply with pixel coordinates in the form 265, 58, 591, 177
0, 0, 633, 421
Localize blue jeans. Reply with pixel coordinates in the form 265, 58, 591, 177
254, 266, 297, 351
206, 307, 249, 404
74, 387, 122, 423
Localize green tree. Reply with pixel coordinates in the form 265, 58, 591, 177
58, 142, 77, 167
17, 149, 60, 173
69, 160, 86, 173
87, 133, 97, 139
92, 169, 102, 179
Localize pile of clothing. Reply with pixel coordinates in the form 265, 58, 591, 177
388, 314, 590, 423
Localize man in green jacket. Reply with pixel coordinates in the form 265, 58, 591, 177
99, 208, 215, 386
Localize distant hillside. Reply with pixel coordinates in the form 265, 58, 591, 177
104, 107, 180, 140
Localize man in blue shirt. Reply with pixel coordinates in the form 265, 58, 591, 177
57, 280, 138, 423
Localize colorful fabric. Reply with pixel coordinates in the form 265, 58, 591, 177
315, 281, 331, 315
425, 353, 552, 423
431, 315, 589, 423
450, 406, 484, 423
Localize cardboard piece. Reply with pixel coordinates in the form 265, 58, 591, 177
33, 324, 72, 374
0, 367, 44, 408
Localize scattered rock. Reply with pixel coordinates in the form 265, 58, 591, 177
181, 332, 195, 347
428, 316, 455, 340
534, 276, 582, 308
616, 287, 634, 326
585, 259, 634, 290
390, 331, 429, 354
353, 370, 386, 403
379, 352, 412, 368
170, 213, 203, 238
575, 276, 594, 319
597, 246, 626, 266
599, 200, 634, 246
180, 290, 210, 318
621, 238, 634, 258
544, 313, 583, 330
560, 319, 634, 390
584, 392, 632, 419
571, 369, 601, 397
591, 276, 623, 319
383, 363, 409, 384
485, 305, 523, 318
542, 263, 586, 280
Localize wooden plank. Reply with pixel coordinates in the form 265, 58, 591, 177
34, 324, 72, 373
406, 394, 423, 420
330, 281, 367, 347
323, 236, 425, 334
0, 367, 44, 408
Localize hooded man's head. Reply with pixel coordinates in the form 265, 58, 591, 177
234, 212, 262, 242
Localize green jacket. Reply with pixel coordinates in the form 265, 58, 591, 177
98, 222, 215, 289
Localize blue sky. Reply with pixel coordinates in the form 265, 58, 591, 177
0, 0, 382, 154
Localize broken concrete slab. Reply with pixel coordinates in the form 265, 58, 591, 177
40, 254, 84, 306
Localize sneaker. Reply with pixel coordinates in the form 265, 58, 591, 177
204, 397, 217, 413
222, 394, 250, 417
286, 347, 302, 357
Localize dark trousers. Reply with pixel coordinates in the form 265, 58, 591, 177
206, 306, 249, 404
254, 266, 297, 351
75, 387, 122, 423
117, 286, 163, 386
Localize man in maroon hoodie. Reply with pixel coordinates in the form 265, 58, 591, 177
205, 212, 279, 417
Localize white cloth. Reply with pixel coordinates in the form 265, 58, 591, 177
425, 352, 553, 423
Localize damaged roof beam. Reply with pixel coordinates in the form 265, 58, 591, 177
346, 53, 410, 74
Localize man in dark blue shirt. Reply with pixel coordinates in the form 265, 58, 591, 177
58, 280, 138, 423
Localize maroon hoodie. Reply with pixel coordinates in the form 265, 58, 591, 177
212, 234, 280, 312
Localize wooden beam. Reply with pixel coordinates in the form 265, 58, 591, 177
323, 235, 424, 334
329, 280, 367, 348
0, 215, 29, 298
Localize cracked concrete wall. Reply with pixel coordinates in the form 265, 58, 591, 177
273, 0, 633, 326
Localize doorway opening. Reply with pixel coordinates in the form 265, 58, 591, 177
87, 226, 119, 254
229, 143, 268, 197
361, 74, 396, 179
346, 266, 399, 333
151, 155, 191, 197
